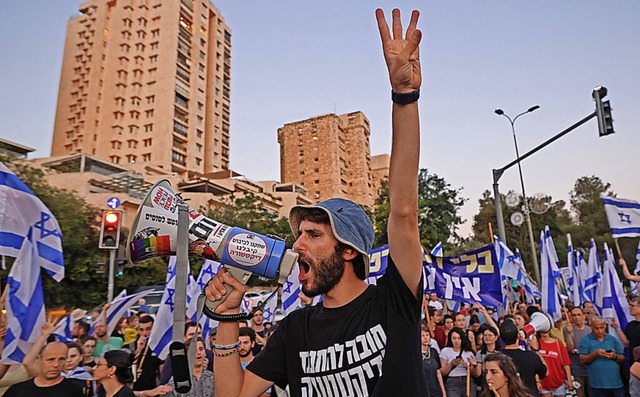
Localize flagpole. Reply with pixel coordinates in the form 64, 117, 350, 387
614, 239, 623, 258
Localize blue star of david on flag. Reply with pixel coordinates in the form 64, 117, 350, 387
603, 196, 640, 238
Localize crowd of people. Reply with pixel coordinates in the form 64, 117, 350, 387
0, 303, 279, 396
420, 293, 640, 397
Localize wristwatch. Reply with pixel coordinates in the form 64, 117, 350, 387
391, 89, 420, 105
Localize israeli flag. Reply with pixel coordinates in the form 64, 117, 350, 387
282, 265, 302, 315
584, 239, 601, 306
148, 257, 178, 360
0, 162, 64, 281
195, 260, 222, 342
601, 243, 633, 330
52, 309, 87, 343
1, 228, 46, 364
186, 274, 200, 322
494, 237, 522, 280
567, 234, 582, 306
577, 249, 590, 304
105, 290, 152, 335
541, 229, 562, 321
261, 293, 278, 324
603, 196, 640, 238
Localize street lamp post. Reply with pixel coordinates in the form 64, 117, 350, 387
494, 106, 541, 286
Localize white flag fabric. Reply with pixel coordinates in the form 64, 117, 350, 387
584, 239, 601, 306
105, 290, 152, 335
0, 162, 64, 281
577, 249, 590, 304
494, 237, 522, 280
541, 228, 562, 322
195, 260, 222, 341
148, 257, 178, 360
261, 293, 278, 324
282, 264, 302, 315
631, 241, 640, 296
603, 196, 640, 238
52, 309, 87, 343
601, 243, 633, 330
567, 235, 581, 306
2, 228, 46, 364
186, 274, 200, 322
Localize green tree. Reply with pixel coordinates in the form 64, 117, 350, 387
471, 190, 572, 274
373, 169, 466, 252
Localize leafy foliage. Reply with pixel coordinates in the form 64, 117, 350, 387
373, 169, 466, 252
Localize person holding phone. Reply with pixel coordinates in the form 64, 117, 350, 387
441, 328, 481, 397
579, 317, 624, 397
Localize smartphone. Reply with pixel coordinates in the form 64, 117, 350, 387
606, 349, 614, 353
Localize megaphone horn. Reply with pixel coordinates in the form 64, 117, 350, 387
519, 312, 553, 340
127, 180, 298, 290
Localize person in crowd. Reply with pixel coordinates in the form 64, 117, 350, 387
437, 314, 456, 349
5, 342, 84, 396
159, 322, 213, 385
94, 350, 171, 397
205, 8, 425, 395
564, 306, 592, 397
629, 355, 640, 397
609, 294, 640, 364
238, 327, 257, 369
421, 325, 446, 397
440, 327, 481, 397
579, 317, 625, 397
73, 320, 91, 341
129, 316, 163, 393
124, 315, 140, 346
429, 293, 444, 311
480, 352, 536, 397
500, 320, 547, 396
93, 321, 124, 358
164, 337, 214, 397
538, 329, 573, 397
23, 321, 59, 378
454, 311, 477, 352
249, 310, 268, 355
427, 306, 443, 353
476, 325, 502, 394
582, 303, 597, 326
63, 341, 94, 396
80, 335, 99, 372
514, 311, 530, 330
137, 299, 151, 315
112, 317, 128, 340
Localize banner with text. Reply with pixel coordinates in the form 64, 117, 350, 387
368, 244, 502, 307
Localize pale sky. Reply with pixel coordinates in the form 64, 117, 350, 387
1, 1, 639, 238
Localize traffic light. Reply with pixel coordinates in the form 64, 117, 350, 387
99, 210, 122, 249
592, 85, 614, 137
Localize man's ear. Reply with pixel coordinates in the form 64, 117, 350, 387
342, 248, 358, 261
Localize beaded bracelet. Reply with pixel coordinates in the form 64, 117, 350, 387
214, 349, 238, 358
213, 341, 240, 351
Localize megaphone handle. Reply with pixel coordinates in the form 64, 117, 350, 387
203, 266, 253, 312
204, 283, 234, 311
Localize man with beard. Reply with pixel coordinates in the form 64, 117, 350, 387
92, 321, 123, 358
205, 8, 426, 396
239, 327, 257, 369
250, 310, 268, 355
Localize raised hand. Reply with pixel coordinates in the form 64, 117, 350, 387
375, 9, 422, 93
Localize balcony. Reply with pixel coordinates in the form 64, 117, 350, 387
173, 120, 188, 137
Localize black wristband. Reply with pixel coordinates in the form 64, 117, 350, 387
391, 89, 420, 104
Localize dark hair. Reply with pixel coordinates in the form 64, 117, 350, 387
79, 334, 97, 346
479, 352, 531, 397
443, 314, 454, 324
445, 327, 473, 352
525, 305, 539, 318
239, 326, 256, 341
479, 326, 501, 354
75, 320, 90, 334
184, 321, 198, 336
139, 315, 154, 325
499, 320, 519, 345
104, 350, 134, 385
469, 314, 480, 326
65, 341, 83, 357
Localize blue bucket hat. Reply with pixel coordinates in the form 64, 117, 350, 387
288, 198, 375, 277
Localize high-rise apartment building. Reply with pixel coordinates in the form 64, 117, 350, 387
51, 0, 231, 176
278, 111, 379, 208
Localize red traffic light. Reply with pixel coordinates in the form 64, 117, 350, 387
104, 211, 120, 224
99, 210, 122, 249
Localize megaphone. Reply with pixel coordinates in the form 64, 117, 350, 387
127, 180, 298, 309
519, 312, 553, 339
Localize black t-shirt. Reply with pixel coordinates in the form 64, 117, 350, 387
502, 348, 547, 396
625, 320, 640, 351
247, 256, 426, 396
97, 385, 136, 397
5, 377, 84, 397
422, 348, 443, 397
132, 344, 163, 391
